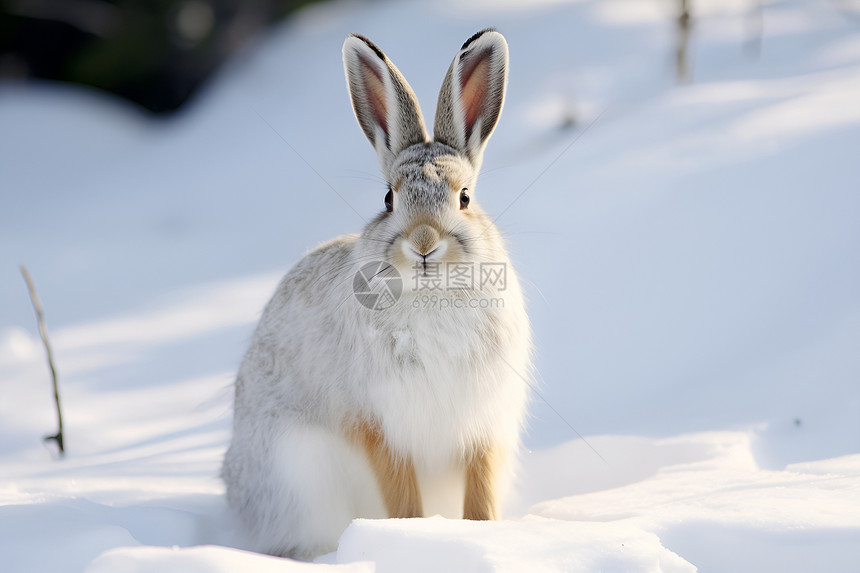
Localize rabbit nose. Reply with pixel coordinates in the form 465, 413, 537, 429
408, 224, 441, 256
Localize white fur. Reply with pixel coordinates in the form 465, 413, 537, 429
222, 30, 530, 560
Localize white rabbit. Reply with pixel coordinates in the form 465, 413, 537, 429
222, 29, 531, 560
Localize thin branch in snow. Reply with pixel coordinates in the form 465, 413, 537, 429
20, 265, 65, 457
676, 0, 693, 82
744, 0, 763, 58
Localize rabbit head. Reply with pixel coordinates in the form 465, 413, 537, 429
343, 29, 510, 284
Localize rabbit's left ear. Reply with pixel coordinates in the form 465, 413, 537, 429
434, 29, 509, 169
343, 34, 428, 173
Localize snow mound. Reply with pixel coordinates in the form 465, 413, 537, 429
87, 545, 373, 573
337, 515, 694, 573
532, 432, 860, 530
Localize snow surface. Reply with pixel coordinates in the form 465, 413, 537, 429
2, 0, 859, 571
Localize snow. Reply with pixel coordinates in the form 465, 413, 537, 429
2, 0, 859, 571
336, 516, 695, 573
88, 545, 374, 573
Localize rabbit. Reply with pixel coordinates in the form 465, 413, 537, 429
221, 28, 531, 560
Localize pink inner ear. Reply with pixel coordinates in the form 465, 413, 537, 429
459, 49, 491, 138
359, 53, 388, 134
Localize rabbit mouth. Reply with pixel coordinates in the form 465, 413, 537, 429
410, 246, 438, 260
402, 239, 449, 266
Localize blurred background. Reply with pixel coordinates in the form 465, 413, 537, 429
0, 0, 322, 112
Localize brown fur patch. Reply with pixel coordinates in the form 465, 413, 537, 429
409, 224, 441, 255
464, 443, 501, 520
404, 214, 443, 237
347, 419, 423, 518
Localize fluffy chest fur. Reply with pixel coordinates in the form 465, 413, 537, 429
353, 286, 528, 469
240, 236, 528, 467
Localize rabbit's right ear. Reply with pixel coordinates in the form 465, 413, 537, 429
434, 29, 509, 170
343, 35, 428, 173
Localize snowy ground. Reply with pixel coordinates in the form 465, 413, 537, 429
2, 0, 859, 571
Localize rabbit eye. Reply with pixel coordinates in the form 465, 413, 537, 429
384, 187, 393, 212
459, 188, 470, 210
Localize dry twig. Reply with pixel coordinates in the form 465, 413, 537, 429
20, 265, 65, 456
